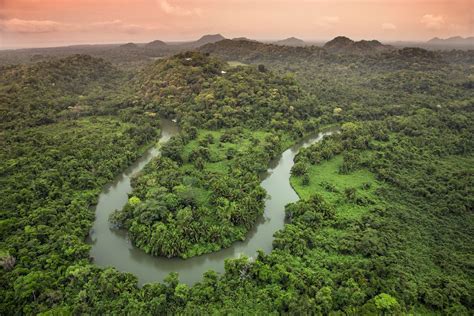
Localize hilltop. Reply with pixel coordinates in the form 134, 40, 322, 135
137, 51, 302, 128
198, 38, 324, 62
426, 36, 474, 49
274, 37, 307, 47
324, 36, 392, 54
119, 42, 139, 49
192, 34, 226, 47
232, 37, 260, 42
428, 36, 474, 45
145, 40, 167, 48
0, 54, 124, 128
198, 36, 397, 62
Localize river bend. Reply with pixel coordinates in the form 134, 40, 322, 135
88, 119, 332, 285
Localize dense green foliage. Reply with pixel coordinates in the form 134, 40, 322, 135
0, 55, 162, 313
289, 111, 473, 313
110, 52, 319, 258
138, 51, 303, 130
0, 55, 135, 130
112, 129, 290, 258
1, 41, 473, 314
1, 116, 159, 313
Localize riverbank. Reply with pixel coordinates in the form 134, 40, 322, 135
88, 123, 334, 285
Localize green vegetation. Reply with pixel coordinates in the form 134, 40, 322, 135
1, 40, 473, 314
0, 55, 134, 130
227, 60, 248, 67
112, 128, 290, 258
138, 51, 305, 133
291, 154, 380, 220
109, 52, 312, 258
1, 115, 159, 314
289, 114, 473, 314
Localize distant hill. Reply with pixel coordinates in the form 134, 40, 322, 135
323, 36, 354, 51
145, 40, 167, 48
0, 54, 118, 95
193, 34, 226, 47
384, 47, 441, 64
120, 42, 138, 49
232, 37, 260, 43
324, 36, 392, 54
274, 37, 306, 47
198, 38, 466, 69
427, 36, 474, 46
198, 39, 324, 62
0, 54, 122, 128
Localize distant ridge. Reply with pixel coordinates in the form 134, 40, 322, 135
120, 42, 138, 49
323, 36, 354, 51
232, 37, 260, 43
198, 38, 324, 62
427, 36, 474, 46
274, 37, 306, 47
193, 34, 226, 47
324, 36, 392, 54
145, 40, 167, 48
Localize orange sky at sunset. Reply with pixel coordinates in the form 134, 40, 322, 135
0, 0, 473, 48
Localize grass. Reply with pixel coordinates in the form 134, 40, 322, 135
291, 154, 382, 221
177, 128, 295, 212
228, 61, 248, 67
289, 153, 385, 266
182, 129, 277, 174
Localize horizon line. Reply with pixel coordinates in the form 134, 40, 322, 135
1, 35, 472, 51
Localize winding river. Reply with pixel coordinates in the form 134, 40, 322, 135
88, 119, 333, 285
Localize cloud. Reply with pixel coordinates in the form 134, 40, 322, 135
0, 18, 159, 34
317, 16, 340, 28
382, 23, 397, 30
159, 0, 202, 16
0, 18, 68, 33
420, 14, 445, 30
90, 20, 158, 34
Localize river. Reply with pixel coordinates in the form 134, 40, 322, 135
88, 119, 333, 285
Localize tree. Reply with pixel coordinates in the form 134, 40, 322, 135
302, 173, 310, 186
129, 196, 141, 206
226, 148, 236, 160
373, 293, 400, 314
14, 271, 50, 301
291, 161, 309, 177
315, 286, 333, 314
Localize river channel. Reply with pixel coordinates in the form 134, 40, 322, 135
88, 119, 333, 285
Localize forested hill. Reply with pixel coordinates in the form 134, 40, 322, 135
199, 37, 474, 66
198, 39, 326, 62
323, 36, 393, 54
198, 36, 393, 61
1, 44, 473, 314
0, 55, 128, 130
137, 51, 302, 129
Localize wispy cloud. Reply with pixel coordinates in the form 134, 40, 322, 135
420, 14, 445, 30
0, 18, 160, 34
158, 0, 202, 17
89, 20, 158, 34
382, 23, 397, 30
0, 18, 68, 33
317, 16, 340, 28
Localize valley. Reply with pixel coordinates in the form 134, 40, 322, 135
1, 35, 472, 314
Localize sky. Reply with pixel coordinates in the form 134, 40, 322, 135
0, 0, 473, 48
